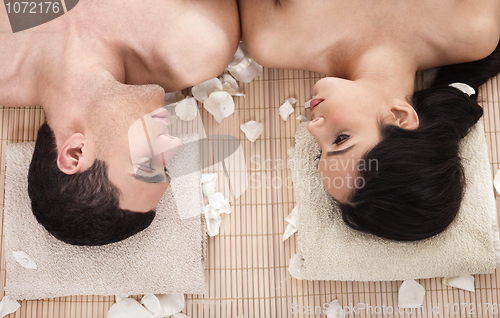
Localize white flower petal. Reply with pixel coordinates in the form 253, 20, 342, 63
442, 274, 475, 292
304, 99, 312, 108
218, 199, 232, 214
221, 74, 244, 96
226, 44, 263, 83
192, 78, 223, 103
288, 254, 304, 280
398, 280, 426, 308
173, 314, 190, 318
285, 206, 298, 227
449, 83, 475, 96
174, 97, 198, 121
141, 294, 163, 318
228, 44, 246, 67
200, 173, 217, 197
494, 169, 500, 194
201, 173, 217, 184
115, 295, 129, 303
204, 205, 222, 237
164, 91, 185, 105
279, 100, 295, 121
282, 223, 297, 242
0, 297, 20, 318
202, 181, 217, 197
325, 300, 346, 318
156, 294, 185, 317
204, 91, 235, 123
107, 298, 154, 318
208, 192, 226, 210
296, 115, 308, 121
12, 251, 37, 270
286, 97, 297, 105
240, 120, 264, 142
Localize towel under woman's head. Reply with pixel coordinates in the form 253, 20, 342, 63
289, 121, 499, 281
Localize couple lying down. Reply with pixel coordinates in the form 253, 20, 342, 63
1, 0, 499, 246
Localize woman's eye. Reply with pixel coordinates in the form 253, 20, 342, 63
334, 134, 350, 145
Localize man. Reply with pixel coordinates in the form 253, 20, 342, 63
0, 0, 240, 245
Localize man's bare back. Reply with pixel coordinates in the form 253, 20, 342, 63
0, 0, 240, 107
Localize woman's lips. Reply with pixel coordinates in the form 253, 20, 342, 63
309, 99, 324, 112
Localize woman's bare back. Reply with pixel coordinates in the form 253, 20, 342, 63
239, 0, 500, 76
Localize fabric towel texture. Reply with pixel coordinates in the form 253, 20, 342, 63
289, 121, 500, 281
4, 134, 206, 300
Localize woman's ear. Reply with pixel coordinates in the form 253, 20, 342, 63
57, 133, 92, 175
390, 99, 419, 130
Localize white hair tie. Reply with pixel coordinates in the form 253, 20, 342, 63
448, 83, 475, 96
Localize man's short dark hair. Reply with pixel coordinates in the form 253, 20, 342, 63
28, 123, 155, 246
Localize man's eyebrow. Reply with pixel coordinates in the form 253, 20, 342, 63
326, 144, 356, 156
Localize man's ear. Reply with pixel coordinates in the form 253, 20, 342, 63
57, 133, 91, 175
390, 100, 419, 130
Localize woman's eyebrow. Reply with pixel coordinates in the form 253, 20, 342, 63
326, 144, 356, 156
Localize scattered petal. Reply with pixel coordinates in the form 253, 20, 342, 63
141, 294, 163, 318
107, 298, 154, 318
202, 182, 217, 197
279, 100, 295, 121
221, 74, 244, 96
208, 192, 226, 209
12, 251, 37, 270
204, 205, 222, 237
494, 169, 500, 194
398, 280, 425, 308
174, 97, 198, 121
283, 207, 299, 241
325, 300, 346, 318
192, 78, 223, 103
228, 44, 246, 67
201, 173, 218, 197
0, 297, 20, 318
164, 91, 185, 105
115, 294, 129, 303
201, 173, 217, 184
282, 224, 297, 242
156, 294, 185, 317
285, 206, 298, 227
226, 44, 263, 83
285, 97, 297, 105
288, 254, 304, 280
296, 115, 308, 121
204, 91, 235, 123
442, 274, 475, 292
173, 314, 190, 318
449, 83, 475, 96
218, 198, 232, 214
304, 99, 312, 108
240, 120, 264, 142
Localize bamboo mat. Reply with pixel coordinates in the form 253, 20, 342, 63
1, 69, 500, 318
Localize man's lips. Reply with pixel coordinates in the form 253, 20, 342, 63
310, 99, 324, 112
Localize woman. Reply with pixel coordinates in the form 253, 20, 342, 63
239, 0, 500, 240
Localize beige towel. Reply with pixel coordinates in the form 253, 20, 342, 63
289, 121, 500, 281
4, 134, 206, 301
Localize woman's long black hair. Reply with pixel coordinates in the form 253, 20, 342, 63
339, 41, 500, 241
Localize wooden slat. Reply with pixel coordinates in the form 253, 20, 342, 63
1, 72, 500, 318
